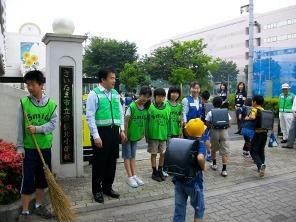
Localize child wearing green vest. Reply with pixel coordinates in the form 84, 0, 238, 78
147, 88, 170, 182
16, 70, 57, 222
167, 86, 182, 138
123, 86, 152, 188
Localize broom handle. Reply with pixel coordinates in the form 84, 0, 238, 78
24, 112, 47, 167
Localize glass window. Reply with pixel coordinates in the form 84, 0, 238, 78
293, 18, 296, 24
287, 19, 292, 25
293, 33, 296, 39
287, 34, 292, 39
272, 36, 277, 42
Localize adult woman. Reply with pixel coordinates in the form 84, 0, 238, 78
217, 83, 228, 108
234, 82, 247, 134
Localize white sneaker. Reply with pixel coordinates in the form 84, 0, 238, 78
133, 175, 144, 186
127, 177, 138, 188
162, 171, 169, 177
221, 170, 228, 177
211, 164, 218, 171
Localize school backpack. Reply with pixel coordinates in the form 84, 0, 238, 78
256, 109, 274, 130
204, 103, 214, 115
164, 138, 200, 179
211, 108, 229, 129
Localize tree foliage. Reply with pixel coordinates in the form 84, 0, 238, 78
83, 37, 138, 77
140, 40, 218, 90
119, 62, 150, 92
211, 59, 239, 93
168, 68, 195, 85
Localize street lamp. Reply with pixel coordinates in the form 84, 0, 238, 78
241, 0, 254, 97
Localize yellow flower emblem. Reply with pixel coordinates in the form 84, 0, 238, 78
23, 52, 30, 60
30, 54, 38, 63
25, 58, 34, 67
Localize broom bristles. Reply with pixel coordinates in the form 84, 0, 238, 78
44, 166, 76, 222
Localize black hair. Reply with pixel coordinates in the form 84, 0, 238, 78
190, 82, 200, 89
201, 90, 210, 101
252, 95, 264, 106
236, 82, 246, 93
245, 98, 252, 106
139, 86, 152, 97
219, 83, 228, 91
97, 67, 116, 83
153, 88, 166, 98
167, 86, 181, 101
24, 70, 45, 85
212, 96, 223, 108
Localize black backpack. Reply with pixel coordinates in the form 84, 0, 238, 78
256, 109, 274, 130
204, 103, 214, 116
211, 108, 229, 129
164, 138, 200, 179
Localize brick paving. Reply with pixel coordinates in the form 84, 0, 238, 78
30, 137, 296, 222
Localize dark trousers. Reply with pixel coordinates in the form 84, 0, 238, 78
250, 132, 267, 170
243, 136, 251, 152
236, 108, 242, 131
92, 126, 120, 195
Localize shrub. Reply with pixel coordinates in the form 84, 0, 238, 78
227, 94, 279, 116
0, 139, 22, 204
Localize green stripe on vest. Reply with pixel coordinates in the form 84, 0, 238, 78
147, 103, 170, 141
94, 87, 121, 126
21, 96, 57, 149
127, 101, 148, 141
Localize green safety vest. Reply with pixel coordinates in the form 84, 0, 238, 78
279, 93, 294, 113
147, 103, 170, 141
167, 101, 182, 136
94, 87, 121, 126
127, 101, 148, 141
21, 96, 57, 149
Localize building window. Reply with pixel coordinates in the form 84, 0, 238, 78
256, 38, 261, 46
245, 40, 249, 48
287, 19, 292, 25
245, 52, 249, 60
245, 27, 249, 35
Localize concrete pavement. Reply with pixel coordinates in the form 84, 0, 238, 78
30, 136, 296, 222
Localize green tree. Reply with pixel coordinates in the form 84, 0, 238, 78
211, 59, 239, 93
119, 63, 150, 92
83, 37, 138, 77
168, 68, 195, 95
141, 39, 218, 91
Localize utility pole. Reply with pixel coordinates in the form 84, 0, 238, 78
241, 0, 254, 97
248, 0, 254, 97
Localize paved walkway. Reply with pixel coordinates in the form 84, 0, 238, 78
31, 137, 296, 222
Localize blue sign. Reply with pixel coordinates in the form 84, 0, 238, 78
253, 47, 296, 97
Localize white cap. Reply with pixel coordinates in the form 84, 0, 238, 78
282, 83, 290, 89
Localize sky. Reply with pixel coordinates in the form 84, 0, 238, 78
6, 0, 296, 55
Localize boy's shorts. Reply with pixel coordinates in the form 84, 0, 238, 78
210, 129, 230, 155
21, 149, 51, 195
241, 127, 255, 140
147, 140, 166, 154
122, 141, 138, 159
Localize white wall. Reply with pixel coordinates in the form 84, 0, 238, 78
5, 24, 46, 77
0, 83, 27, 143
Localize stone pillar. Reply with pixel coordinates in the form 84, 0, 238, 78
42, 33, 87, 178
